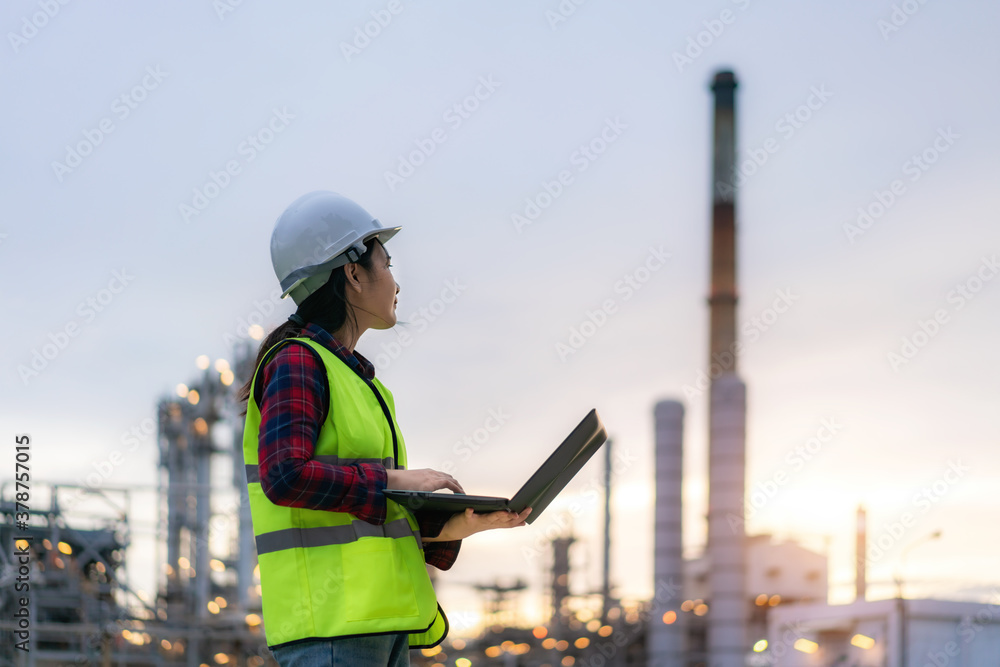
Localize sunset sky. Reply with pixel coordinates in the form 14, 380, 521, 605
3, 0, 999, 635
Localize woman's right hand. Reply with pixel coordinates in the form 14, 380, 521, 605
385, 467, 464, 494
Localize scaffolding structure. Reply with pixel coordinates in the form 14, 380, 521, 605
0, 483, 156, 666
0, 338, 277, 666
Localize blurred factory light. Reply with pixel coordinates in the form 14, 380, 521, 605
176, 383, 189, 398
196, 355, 210, 370
851, 634, 876, 649
794, 638, 819, 654
753, 639, 768, 652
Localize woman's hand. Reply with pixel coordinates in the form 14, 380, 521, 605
431, 506, 532, 542
385, 467, 464, 494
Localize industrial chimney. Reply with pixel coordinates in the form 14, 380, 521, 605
706, 69, 748, 667
649, 401, 685, 666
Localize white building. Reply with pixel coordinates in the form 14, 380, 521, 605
763, 597, 1000, 667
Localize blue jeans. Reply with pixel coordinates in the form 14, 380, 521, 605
271, 633, 411, 667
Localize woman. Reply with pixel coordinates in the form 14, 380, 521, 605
238, 191, 531, 667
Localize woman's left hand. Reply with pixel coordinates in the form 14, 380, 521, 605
435, 506, 532, 541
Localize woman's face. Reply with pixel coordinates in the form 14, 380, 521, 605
356, 240, 399, 330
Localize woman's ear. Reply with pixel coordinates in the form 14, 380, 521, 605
343, 263, 363, 293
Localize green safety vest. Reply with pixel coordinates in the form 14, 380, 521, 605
242, 337, 449, 650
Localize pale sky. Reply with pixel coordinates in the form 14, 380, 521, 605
3, 0, 999, 634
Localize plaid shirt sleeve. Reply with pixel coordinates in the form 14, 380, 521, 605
414, 511, 462, 571
256, 339, 462, 569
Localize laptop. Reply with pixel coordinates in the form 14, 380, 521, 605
383, 409, 607, 525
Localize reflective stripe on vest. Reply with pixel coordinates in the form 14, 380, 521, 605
254, 516, 423, 555
244, 456, 400, 484
242, 336, 447, 650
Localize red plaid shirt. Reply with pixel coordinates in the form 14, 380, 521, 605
254, 322, 461, 570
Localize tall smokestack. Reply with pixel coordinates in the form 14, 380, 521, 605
709, 70, 738, 374
601, 438, 613, 623
649, 401, 684, 667
707, 69, 748, 667
856, 506, 867, 601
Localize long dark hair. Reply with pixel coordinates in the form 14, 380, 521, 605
237, 238, 379, 413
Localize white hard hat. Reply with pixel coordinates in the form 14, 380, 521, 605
270, 191, 401, 305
